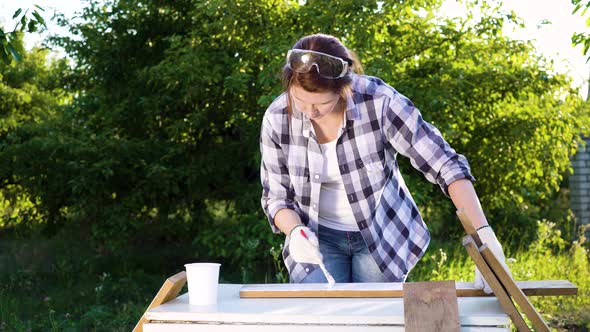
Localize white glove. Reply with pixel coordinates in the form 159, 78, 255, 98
288, 225, 323, 264
474, 226, 511, 294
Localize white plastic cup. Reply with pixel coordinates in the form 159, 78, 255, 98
184, 263, 221, 305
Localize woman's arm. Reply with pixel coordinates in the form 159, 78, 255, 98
448, 178, 511, 294
275, 208, 304, 236
381, 91, 475, 197
447, 179, 488, 230
260, 112, 301, 234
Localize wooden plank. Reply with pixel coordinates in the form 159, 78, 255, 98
480, 245, 550, 332
509, 280, 578, 296
403, 281, 460, 332
463, 236, 531, 332
133, 271, 187, 332
238, 280, 577, 298
456, 208, 483, 246
144, 323, 408, 331
457, 208, 551, 330
145, 285, 512, 328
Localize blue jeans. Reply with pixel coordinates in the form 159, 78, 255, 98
301, 224, 402, 283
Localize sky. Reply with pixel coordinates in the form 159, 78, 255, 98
441, 0, 589, 99
0, 0, 588, 99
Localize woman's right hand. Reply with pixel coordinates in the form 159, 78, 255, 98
288, 225, 323, 264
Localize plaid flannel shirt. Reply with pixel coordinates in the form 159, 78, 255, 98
260, 74, 475, 283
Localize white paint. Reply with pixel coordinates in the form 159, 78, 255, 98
144, 323, 509, 332
144, 284, 510, 330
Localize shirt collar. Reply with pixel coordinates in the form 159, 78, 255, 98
344, 88, 360, 121
289, 81, 360, 138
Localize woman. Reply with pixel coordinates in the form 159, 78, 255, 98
260, 33, 507, 292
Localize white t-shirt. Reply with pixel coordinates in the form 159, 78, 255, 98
318, 139, 359, 231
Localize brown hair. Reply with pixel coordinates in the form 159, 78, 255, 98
282, 34, 363, 113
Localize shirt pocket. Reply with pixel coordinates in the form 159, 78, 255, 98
360, 153, 388, 196
361, 153, 385, 173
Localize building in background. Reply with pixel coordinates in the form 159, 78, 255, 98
570, 81, 590, 239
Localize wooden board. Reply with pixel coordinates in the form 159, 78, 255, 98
133, 271, 187, 332
463, 236, 531, 332
456, 209, 484, 246
238, 280, 577, 298
403, 281, 460, 332
480, 245, 550, 332
146, 284, 512, 327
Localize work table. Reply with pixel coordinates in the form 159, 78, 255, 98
143, 283, 510, 331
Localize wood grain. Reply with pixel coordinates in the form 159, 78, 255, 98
480, 245, 550, 332
133, 271, 187, 332
403, 281, 460, 332
463, 235, 530, 331
456, 209, 483, 246
238, 280, 577, 298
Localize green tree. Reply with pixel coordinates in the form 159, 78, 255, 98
0, 5, 47, 64
0, 35, 69, 229
1, 0, 587, 264
572, 0, 590, 61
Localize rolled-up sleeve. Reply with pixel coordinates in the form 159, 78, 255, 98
260, 113, 297, 233
382, 92, 475, 197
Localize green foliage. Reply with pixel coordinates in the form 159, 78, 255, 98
0, 38, 69, 234
513, 223, 590, 330
0, 4, 588, 328
410, 219, 590, 330
0, 35, 68, 132
1, 0, 587, 329
572, 0, 590, 61
0, 5, 47, 64
1, 219, 587, 330
0, 0, 586, 263
0, 225, 195, 331
270, 243, 289, 284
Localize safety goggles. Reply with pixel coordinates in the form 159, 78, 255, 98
286, 49, 352, 79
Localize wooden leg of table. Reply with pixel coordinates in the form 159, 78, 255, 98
404, 280, 460, 332
133, 271, 187, 332
463, 236, 530, 332
480, 245, 551, 332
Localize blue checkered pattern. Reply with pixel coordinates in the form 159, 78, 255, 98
260, 74, 475, 283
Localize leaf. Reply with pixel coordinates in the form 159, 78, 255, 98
27, 20, 38, 33
6, 42, 22, 62
34, 4, 45, 12
13, 8, 23, 19
32, 11, 46, 27
0, 47, 11, 64
20, 15, 27, 32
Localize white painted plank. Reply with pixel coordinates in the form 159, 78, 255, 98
144, 323, 508, 332
144, 323, 405, 331
239, 280, 577, 297
145, 284, 510, 327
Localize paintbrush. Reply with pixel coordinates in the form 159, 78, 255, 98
300, 228, 336, 287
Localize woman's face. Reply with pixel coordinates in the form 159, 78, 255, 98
290, 85, 340, 121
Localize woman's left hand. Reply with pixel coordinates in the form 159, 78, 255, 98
473, 227, 511, 294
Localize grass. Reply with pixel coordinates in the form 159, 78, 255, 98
0, 237, 155, 332
408, 221, 590, 331
0, 220, 588, 331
